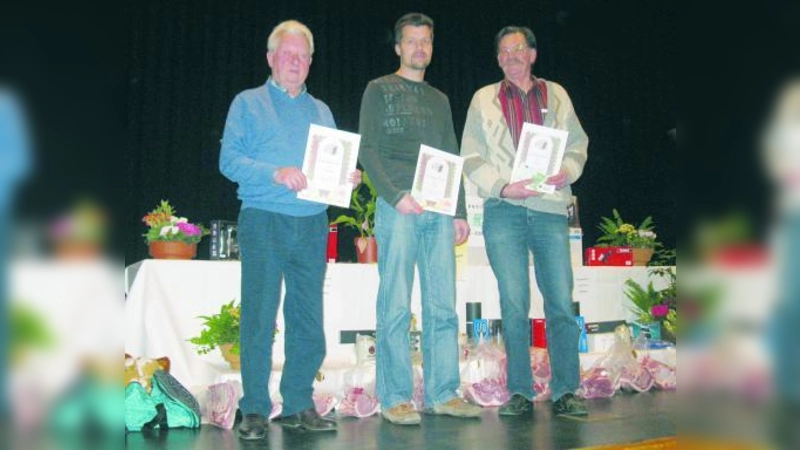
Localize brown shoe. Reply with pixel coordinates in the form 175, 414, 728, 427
381, 402, 421, 425
426, 398, 482, 418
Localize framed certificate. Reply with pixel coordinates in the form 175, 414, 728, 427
411, 144, 464, 216
510, 123, 568, 194
297, 124, 361, 208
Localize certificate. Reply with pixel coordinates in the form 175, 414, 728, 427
411, 144, 464, 216
510, 123, 568, 194
297, 124, 360, 208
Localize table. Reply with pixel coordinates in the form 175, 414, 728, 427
124, 259, 669, 390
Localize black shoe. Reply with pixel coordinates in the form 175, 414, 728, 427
278, 408, 337, 432
552, 393, 588, 417
499, 393, 533, 416
237, 413, 267, 440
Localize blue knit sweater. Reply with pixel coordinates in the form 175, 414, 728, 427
219, 80, 336, 217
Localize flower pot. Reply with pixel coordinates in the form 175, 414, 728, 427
219, 343, 240, 370
355, 236, 377, 263
55, 241, 101, 260
631, 247, 654, 266
148, 241, 197, 260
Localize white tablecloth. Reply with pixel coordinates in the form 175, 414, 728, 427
124, 259, 668, 390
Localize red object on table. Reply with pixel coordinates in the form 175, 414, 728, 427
327, 225, 338, 262
585, 246, 633, 266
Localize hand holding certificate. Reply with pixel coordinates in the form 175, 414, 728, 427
510, 123, 568, 194
297, 124, 361, 208
410, 145, 464, 216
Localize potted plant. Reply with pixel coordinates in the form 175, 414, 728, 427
142, 199, 209, 259
595, 209, 661, 265
47, 198, 107, 259
188, 299, 241, 369
623, 264, 676, 342
331, 171, 378, 263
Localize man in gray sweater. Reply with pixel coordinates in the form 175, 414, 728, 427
357, 12, 480, 425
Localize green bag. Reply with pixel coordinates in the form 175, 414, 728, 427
124, 381, 157, 432
125, 370, 200, 432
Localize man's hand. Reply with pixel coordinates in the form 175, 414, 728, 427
274, 167, 307, 191
395, 194, 424, 215
454, 219, 470, 245
350, 169, 362, 189
545, 169, 570, 190
500, 179, 540, 199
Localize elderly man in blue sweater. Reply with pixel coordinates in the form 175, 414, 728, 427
219, 20, 359, 440
0, 88, 31, 421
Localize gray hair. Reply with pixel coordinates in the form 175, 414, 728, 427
267, 20, 314, 55
495, 26, 537, 54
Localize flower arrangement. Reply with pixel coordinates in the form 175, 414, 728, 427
48, 199, 108, 245
189, 300, 241, 355
142, 200, 209, 244
596, 209, 660, 249
623, 264, 676, 341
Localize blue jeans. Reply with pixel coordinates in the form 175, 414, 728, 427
773, 212, 800, 401
237, 208, 328, 417
374, 198, 461, 409
482, 199, 580, 402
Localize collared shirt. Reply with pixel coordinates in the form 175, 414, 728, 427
498, 77, 548, 149
268, 76, 307, 98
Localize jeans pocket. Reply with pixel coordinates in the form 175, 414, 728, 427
484, 197, 504, 208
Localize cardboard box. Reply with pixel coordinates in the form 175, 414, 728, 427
585, 246, 633, 266
569, 227, 583, 267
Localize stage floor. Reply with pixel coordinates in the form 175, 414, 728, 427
123, 390, 678, 450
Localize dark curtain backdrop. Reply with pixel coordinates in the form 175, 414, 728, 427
126, 0, 676, 265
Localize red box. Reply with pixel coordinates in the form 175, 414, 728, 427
327, 225, 338, 262
585, 246, 633, 266
531, 319, 547, 348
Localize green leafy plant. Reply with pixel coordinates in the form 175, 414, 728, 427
596, 209, 661, 249
142, 199, 210, 245
624, 265, 677, 339
331, 171, 377, 238
189, 300, 241, 355
11, 303, 54, 363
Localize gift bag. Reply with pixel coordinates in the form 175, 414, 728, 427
125, 369, 200, 431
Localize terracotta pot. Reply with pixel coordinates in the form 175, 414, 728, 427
55, 241, 101, 260
219, 343, 240, 370
148, 241, 197, 260
355, 236, 378, 263
631, 247, 654, 266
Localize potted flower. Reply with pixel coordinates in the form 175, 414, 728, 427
623, 265, 676, 342
595, 209, 661, 265
188, 299, 241, 369
142, 200, 209, 259
47, 198, 107, 259
331, 171, 378, 263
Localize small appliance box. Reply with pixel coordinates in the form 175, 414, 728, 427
210, 220, 239, 260
585, 246, 633, 266
569, 227, 583, 267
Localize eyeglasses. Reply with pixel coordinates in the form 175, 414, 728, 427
498, 44, 529, 57
277, 50, 311, 64
400, 38, 432, 47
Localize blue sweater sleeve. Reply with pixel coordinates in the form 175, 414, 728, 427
219, 93, 279, 186
0, 90, 32, 210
